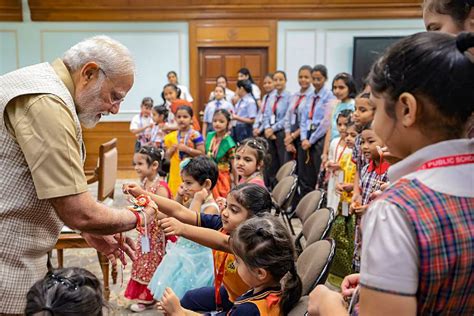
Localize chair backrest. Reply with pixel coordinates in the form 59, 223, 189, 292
272, 175, 298, 212
297, 239, 336, 295
302, 208, 335, 246
275, 160, 296, 183
294, 190, 324, 224
97, 138, 118, 202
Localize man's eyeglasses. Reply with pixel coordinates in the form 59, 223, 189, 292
98, 68, 125, 106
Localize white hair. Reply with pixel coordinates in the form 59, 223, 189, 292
62, 35, 135, 77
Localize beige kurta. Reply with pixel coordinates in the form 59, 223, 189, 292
0, 59, 87, 313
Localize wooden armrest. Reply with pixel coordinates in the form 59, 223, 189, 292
87, 167, 99, 184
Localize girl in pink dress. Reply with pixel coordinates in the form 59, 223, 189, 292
234, 137, 269, 188
124, 146, 172, 312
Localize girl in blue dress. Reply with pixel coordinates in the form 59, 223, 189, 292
147, 156, 219, 300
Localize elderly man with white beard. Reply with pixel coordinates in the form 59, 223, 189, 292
0, 36, 157, 314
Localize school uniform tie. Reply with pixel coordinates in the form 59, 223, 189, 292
261, 94, 270, 113
309, 95, 320, 120
272, 95, 282, 114
216, 100, 221, 109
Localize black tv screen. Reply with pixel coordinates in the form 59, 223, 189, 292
352, 36, 403, 91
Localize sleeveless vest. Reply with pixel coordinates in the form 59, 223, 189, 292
0, 62, 84, 313
382, 178, 473, 315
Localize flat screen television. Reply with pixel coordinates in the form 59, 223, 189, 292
352, 36, 403, 91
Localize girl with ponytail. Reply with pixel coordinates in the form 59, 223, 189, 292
158, 214, 301, 315
228, 214, 302, 315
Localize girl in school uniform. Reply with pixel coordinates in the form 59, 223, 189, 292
149, 105, 169, 149
262, 71, 291, 188
299, 65, 336, 198
307, 31, 474, 316
202, 85, 234, 139
236, 68, 261, 101
209, 75, 236, 102
231, 80, 258, 143
253, 73, 275, 137
284, 65, 314, 162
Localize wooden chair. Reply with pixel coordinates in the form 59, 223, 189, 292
55, 138, 118, 300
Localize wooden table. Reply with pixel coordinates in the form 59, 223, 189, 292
55, 233, 117, 300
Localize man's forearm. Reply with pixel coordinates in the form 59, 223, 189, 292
52, 192, 138, 235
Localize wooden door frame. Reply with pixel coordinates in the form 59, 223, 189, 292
189, 19, 277, 114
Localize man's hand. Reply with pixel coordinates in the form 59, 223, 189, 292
81, 232, 136, 266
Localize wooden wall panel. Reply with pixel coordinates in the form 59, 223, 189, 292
0, 0, 22, 21
28, 0, 422, 21
82, 122, 135, 172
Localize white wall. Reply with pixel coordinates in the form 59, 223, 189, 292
278, 19, 425, 93
0, 21, 189, 121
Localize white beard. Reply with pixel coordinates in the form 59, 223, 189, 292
75, 78, 106, 129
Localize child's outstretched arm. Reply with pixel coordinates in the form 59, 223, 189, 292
123, 183, 198, 226
160, 217, 231, 253
158, 287, 201, 316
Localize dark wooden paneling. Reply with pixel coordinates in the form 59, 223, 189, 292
28, 0, 422, 21
0, 0, 22, 21
82, 121, 136, 171
190, 19, 277, 115
199, 47, 268, 110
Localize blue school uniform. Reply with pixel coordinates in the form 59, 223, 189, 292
262, 90, 291, 133
253, 90, 275, 135
262, 90, 292, 188
203, 99, 234, 133
284, 87, 313, 134
300, 86, 336, 145
232, 94, 257, 143
297, 86, 336, 199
